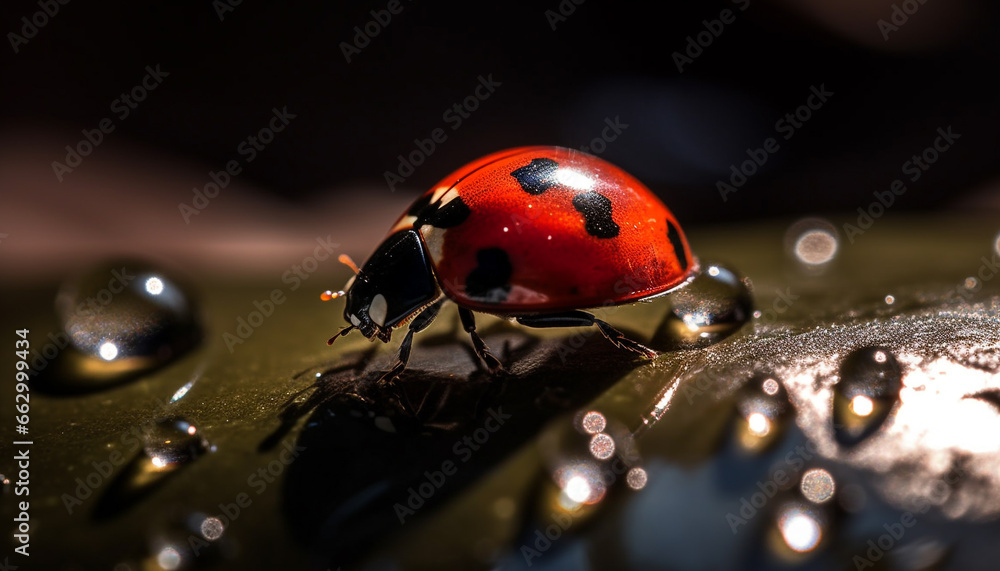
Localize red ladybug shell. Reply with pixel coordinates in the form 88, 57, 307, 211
389, 146, 695, 314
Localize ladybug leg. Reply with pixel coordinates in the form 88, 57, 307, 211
377, 299, 445, 386
516, 311, 658, 359
458, 308, 505, 374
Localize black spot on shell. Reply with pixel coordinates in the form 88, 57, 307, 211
572, 192, 619, 239
667, 220, 688, 270
415, 196, 471, 229
510, 158, 559, 195
465, 248, 512, 303
406, 192, 434, 216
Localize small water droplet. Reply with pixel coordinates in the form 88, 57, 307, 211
785, 218, 840, 270
47, 260, 201, 390
833, 346, 902, 446
800, 468, 836, 504
143, 416, 210, 468
580, 411, 606, 434
734, 375, 791, 452
626, 467, 647, 490
651, 262, 753, 350
884, 294, 895, 305
589, 433, 615, 460
154, 545, 183, 570
199, 516, 225, 541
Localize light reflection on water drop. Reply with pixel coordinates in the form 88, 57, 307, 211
850, 395, 874, 417
778, 506, 823, 553
564, 476, 592, 503
555, 462, 607, 508
155, 545, 183, 570
99, 341, 119, 361
746, 412, 771, 437
145, 277, 164, 295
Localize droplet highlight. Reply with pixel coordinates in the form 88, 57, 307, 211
735, 374, 791, 452
833, 346, 902, 446
143, 416, 210, 468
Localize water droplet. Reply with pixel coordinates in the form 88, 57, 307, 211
735, 375, 791, 452
626, 467, 647, 490
884, 294, 895, 305
154, 545, 183, 570
589, 433, 615, 460
800, 468, 836, 504
47, 260, 201, 390
833, 346, 902, 446
785, 218, 840, 268
555, 462, 607, 507
199, 516, 225, 541
651, 262, 753, 350
580, 411, 606, 434
774, 502, 825, 555
143, 416, 210, 468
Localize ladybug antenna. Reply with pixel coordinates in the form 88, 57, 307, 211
327, 325, 354, 345
338, 254, 361, 274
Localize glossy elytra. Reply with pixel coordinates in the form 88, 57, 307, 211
324, 146, 697, 382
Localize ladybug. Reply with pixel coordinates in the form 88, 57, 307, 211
325, 146, 696, 381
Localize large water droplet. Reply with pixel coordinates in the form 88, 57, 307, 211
833, 346, 902, 446
651, 262, 753, 350
734, 374, 791, 453
47, 260, 201, 390
143, 416, 210, 468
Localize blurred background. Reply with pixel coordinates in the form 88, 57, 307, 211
1, 0, 999, 280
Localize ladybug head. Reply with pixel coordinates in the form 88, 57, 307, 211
331, 230, 439, 344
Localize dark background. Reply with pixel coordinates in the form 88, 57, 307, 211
2, 0, 999, 224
